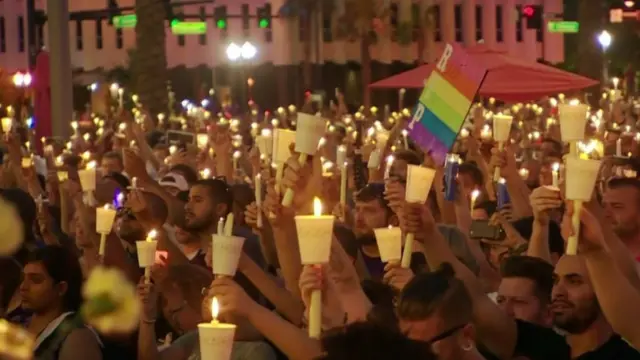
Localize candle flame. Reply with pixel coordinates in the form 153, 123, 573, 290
103, 204, 110, 210
471, 189, 480, 201
211, 297, 220, 321
313, 197, 322, 216
147, 229, 157, 241
86, 160, 97, 170
552, 162, 560, 172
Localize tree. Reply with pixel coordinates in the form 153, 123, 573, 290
134, 0, 169, 118
338, 0, 391, 108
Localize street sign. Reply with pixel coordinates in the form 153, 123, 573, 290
171, 21, 207, 34
113, 14, 137, 28
547, 21, 580, 33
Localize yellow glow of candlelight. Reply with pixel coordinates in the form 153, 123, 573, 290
71, 121, 78, 130
119, 123, 126, 132
55, 156, 64, 167
82, 151, 91, 161
169, 145, 177, 155
313, 197, 322, 217
83, 133, 90, 142
471, 189, 480, 201
86, 160, 97, 170
211, 297, 220, 322
552, 162, 560, 172
146, 229, 157, 242
1, 117, 12, 132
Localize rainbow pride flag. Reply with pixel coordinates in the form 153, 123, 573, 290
407, 43, 487, 164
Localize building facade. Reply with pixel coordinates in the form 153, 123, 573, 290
0, 0, 564, 75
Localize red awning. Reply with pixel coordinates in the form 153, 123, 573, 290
369, 45, 599, 102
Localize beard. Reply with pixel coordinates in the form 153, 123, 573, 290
184, 209, 215, 233
552, 297, 600, 334
355, 232, 377, 246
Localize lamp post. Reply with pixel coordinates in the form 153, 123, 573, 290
227, 42, 257, 110
598, 30, 612, 85
12, 72, 33, 124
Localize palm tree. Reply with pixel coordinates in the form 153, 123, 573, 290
338, 0, 391, 108
134, 0, 169, 118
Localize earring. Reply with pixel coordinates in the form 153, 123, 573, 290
461, 342, 474, 352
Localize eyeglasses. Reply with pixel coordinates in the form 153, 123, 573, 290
426, 323, 466, 343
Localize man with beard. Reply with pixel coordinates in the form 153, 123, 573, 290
183, 179, 264, 295
603, 178, 640, 259
404, 202, 640, 360
352, 183, 426, 281
115, 190, 169, 257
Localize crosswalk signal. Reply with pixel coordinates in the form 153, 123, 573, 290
257, 3, 272, 29
523, 5, 543, 29
214, 6, 228, 29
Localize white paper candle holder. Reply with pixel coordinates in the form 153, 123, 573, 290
136, 241, 158, 268
565, 158, 601, 201
96, 207, 116, 234
256, 135, 273, 157
492, 115, 513, 143
368, 149, 382, 169
405, 165, 436, 203
198, 323, 236, 360
558, 104, 589, 142
78, 169, 96, 192
294, 215, 335, 265
211, 235, 245, 276
374, 227, 402, 263
272, 129, 296, 164
295, 113, 325, 155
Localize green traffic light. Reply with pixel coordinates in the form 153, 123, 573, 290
259, 18, 269, 28
216, 19, 227, 29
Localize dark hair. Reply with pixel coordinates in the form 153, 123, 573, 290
319, 322, 436, 360
142, 191, 169, 224
394, 150, 422, 166
169, 164, 199, 185
459, 162, 484, 187
102, 151, 123, 165
104, 171, 131, 190
27, 246, 83, 312
500, 256, 554, 304
607, 177, 640, 193
0, 257, 22, 310
354, 183, 390, 214
397, 263, 473, 326
194, 179, 233, 216
474, 200, 497, 217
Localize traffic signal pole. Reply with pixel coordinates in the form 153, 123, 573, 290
47, 0, 73, 138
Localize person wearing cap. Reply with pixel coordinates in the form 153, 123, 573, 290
159, 173, 190, 197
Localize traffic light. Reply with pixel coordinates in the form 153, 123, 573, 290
257, 3, 272, 29
523, 5, 543, 29
214, 6, 228, 29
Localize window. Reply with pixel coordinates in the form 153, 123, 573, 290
96, 20, 103, 49
322, 8, 332, 42
496, 5, 503, 42
433, 5, 442, 41
199, 6, 207, 45
454, 5, 462, 42
242, 4, 250, 36
116, 28, 123, 49
75, 21, 83, 50
0, 17, 5, 53
475, 5, 483, 41
411, 3, 420, 41
18, 16, 25, 52
516, 5, 523, 42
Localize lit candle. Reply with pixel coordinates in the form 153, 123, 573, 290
616, 138, 622, 157
200, 168, 211, 179
519, 168, 529, 180
96, 204, 117, 257
1, 117, 12, 134
197, 297, 237, 360
21, 157, 32, 169
118, 88, 124, 109
78, 161, 97, 193
255, 174, 262, 228
136, 229, 158, 283
197, 134, 209, 149
223, 213, 234, 236
470, 189, 480, 214
480, 124, 492, 139
551, 162, 560, 188
169, 145, 177, 155
460, 128, 470, 138
294, 198, 335, 338
57, 171, 68, 182
383, 155, 394, 180
340, 162, 348, 208
217, 217, 224, 235
232, 151, 241, 173
401, 129, 409, 149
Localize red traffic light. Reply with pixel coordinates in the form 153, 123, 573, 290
523, 5, 535, 17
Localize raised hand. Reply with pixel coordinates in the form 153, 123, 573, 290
382, 262, 414, 291
137, 277, 158, 322
530, 186, 562, 225
209, 277, 257, 318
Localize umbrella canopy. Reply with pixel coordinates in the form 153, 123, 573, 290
369, 45, 599, 102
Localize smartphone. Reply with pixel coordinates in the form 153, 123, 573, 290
469, 220, 505, 241
155, 250, 168, 265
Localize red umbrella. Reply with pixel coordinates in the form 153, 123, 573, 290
369, 45, 599, 102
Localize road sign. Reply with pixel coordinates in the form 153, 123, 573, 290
113, 14, 137, 28
547, 21, 580, 33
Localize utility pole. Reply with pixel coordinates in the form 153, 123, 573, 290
47, 0, 73, 138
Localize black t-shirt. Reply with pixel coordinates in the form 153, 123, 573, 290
514, 320, 640, 359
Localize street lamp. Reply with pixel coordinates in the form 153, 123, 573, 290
226, 42, 258, 109
226, 41, 258, 61
598, 30, 612, 84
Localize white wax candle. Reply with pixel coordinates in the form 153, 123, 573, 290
616, 138, 622, 157
551, 163, 560, 188
255, 174, 262, 228
340, 162, 347, 206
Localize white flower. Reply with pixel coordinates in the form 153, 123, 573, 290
82, 266, 140, 335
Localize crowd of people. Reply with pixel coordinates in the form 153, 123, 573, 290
0, 86, 639, 360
